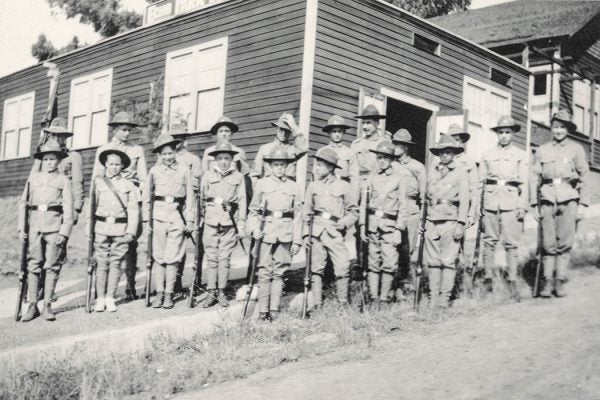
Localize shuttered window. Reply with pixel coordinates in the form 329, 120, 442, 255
572, 77, 600, 137
68, 68, 113, 149
463, 76, 512, 160
164, 37, 228, 132
1, 91, 35, 160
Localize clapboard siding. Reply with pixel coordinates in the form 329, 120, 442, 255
0, 0, 306, 197
309, 0, 529, 153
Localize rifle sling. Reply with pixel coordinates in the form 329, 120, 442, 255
101, 176, 127, 215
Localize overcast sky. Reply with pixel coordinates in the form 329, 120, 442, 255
0, 0, 514, 77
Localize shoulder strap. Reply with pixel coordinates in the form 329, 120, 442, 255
101, 176, 127, 214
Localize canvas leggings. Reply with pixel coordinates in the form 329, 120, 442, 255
257, 241, 291, 312
398, 211, 420, 289
94, 234, 129, 299
540, 200, 578, 281
153, 218, 186, 294
203, 224, 237, 290
26, 231, 64, 303
367, 229, 400, 300
482, 209, 522, 281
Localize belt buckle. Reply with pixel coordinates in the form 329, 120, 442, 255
214, 197, 224, 205
273, 211, 283, 218
497, 179, 506, 186
38, 204, 48, 212
553, 178, 562, 185
375, 210, 384, 218
321, 211, 332, 220
106, 216, 116, 224
165, 195, 174, 204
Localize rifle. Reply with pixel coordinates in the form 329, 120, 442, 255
359, 185, 371, 310
15, 182, 30, 322
224, 203, 247, 254
85, 178, 97, 313
413, 199, 428, 311
466, 181, 486, 291
533, 181, 543, 297
188, 177, 205, 308
242, 200, 268, 320
144, 173, 155, 307
301, 194, 315, 319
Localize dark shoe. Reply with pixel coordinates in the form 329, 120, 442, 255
202, 290, 218, 308
21, 302, 40, 322
125, 289, 138, 301
540, 279, 553, 298
554, 279, 567, 298
42, 303, 56, 321
152, 292, 164, 308
162, 293, 174, 309
483, 278, 493, 293
217, 290, 229, 307
258, 312, 271, 322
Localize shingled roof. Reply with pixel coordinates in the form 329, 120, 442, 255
431, 0, 600, 48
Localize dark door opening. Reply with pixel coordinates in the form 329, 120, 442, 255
386, 98, 432, 164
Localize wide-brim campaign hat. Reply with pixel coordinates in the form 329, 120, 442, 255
43, 117, 73, 137
210, 116, 239, 135
491, 116, 521, 133
263, 146, 294, 163
99, 148, 131, 170
392, 128, 416, 145
369, 141, 396, 158
314, 147, 340, 169
442, 123, 471, 143
108, 111, 140, 127
355, 104, 386, 120
208, 141, 239, 157
429, 135, 464, 156
323, 115, 351, 133
271, 113, 294, 131
152, 134, 181, 154
34, 139, 67, 160
168, 123, 202, 139
551, 109, 577, 133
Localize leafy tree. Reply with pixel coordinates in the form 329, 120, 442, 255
385, 0, 470, 18
46, 0, 143, 38
31, 34, 58, 62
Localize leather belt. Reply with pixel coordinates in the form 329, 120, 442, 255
486, 179, 520, 188
205, 197, 235, 208
368, 208, 397, 221
314, 210, 340, 222
431, 199, 459, 207
359, 170, 370, 176
30, 204, 63, 213
155, 195, 184, 204
261, 210, 294, 219
541, 178, 573, 186
95, 215, 127, 224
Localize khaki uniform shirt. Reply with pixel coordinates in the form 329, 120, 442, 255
392, 156, 426, 215
350, 133, 385, 178
93, 137, 148, 190
253, 136, 307, 180
19, 170, 74, 237
480, 144, 528, 211
304, 174, 359, 237
313, 142, 358, 182
144, 161, 194, 224
30, 150, 84, 212
202, 143, 250, 175
93, 174, 140, 237
530, 139, 590, 206
200, 167, 247, 229
247, 175, 302, 245
426, 162, 469, 224
360, 166, 408, 232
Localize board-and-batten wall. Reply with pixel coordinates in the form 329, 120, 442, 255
0, 0, 306, 196
308, 0, 529, 155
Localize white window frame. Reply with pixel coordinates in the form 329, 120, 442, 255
1, 91, 35, 161
463, 76, 512, 160
572, 75, 600, 137
163, 36, 228, 132
67, 68, 113, 150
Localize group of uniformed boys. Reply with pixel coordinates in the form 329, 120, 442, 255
16, 104, 588, 322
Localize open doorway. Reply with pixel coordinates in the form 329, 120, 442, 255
385, 97, 432, 164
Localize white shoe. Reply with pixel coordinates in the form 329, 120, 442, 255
95, 298, 106, 312
105, 297, 117, 312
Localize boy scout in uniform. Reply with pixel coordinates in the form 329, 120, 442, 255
304, 147, 358, 308
314, 115, 358, 184
93, 149, 140, 312
390, 129, 426, 300
360, 141, 407, 305
480, 116, 528, 297
249, 147, 302, 319
200, 141, 247, 308
252, 113, 307, 181
351, 105, 386, 185
19, 140, 74, 321
423, 136, 469, 309
93, 111, 147, 300
145, 135, 194, 309
530, 110, 589, 298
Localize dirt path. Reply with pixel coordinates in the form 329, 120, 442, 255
179, 272, 600, 400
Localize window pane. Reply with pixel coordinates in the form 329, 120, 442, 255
18, 127, 31, 157
464, 82, 486, 124
90, 110, 108, 146
3, 130, 18, 159
168, 52, 195, 96
196, 45, 225, 90
18, 96, 33, 128
72, 115, 90, 148
4, 101, 18, 131
92, 75, 110, 111
534, 74, 547, 96
71, 80, 90, 115
195, 89, 223, 132
168, 94, 192, 127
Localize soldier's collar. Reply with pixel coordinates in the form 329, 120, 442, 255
160, 160, 178, 170
111, 137, 128, 147
328, 141, 343, 148
552, 139, 568, 147
106, 172, 121, 179
379, 166, 393, 175
270, 175, 287, 182
213, 164, 234, 176
322, 173, 336, 183
398, 155, 411, 164
43, 168, 59, 175
436, 161, 455, 170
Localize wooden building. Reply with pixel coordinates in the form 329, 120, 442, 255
434, 0, 600, 167
0, 0, 530, 197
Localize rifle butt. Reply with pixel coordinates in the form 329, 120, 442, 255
85, 271, 93, 313
145, 262, 152, 307
14, 275, 27, 322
